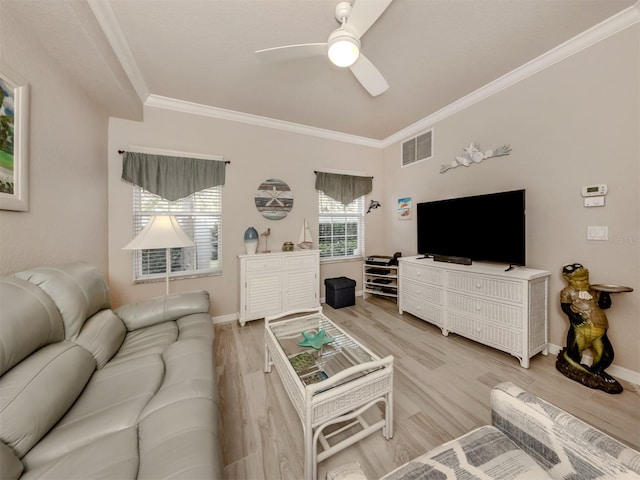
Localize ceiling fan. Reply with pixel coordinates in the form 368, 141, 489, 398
255, 0, 393, 97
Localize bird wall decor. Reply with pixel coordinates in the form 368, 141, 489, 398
440, 142, 511, 174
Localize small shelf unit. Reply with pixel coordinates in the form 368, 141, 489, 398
363, 264, 398, 301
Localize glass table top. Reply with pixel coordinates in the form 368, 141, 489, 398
268, 313, 378, 387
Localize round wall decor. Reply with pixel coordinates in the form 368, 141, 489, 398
255, 178, 293, 220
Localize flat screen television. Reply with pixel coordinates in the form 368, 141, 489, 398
417, 189, 526, 266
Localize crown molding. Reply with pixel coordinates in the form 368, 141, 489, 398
381, 3, 640, 148
144, 95, 382, 148
87, 0, 149, 102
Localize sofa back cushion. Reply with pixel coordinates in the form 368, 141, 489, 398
0, 277, 64, 376
75, 309, 127, 368
13, 262, 111, 340
0, 342, 95, 458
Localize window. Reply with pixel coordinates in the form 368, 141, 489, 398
132, 185, 222, 281
318, 192, 365, 260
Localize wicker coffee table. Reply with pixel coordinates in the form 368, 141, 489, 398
264, 307, 394, 480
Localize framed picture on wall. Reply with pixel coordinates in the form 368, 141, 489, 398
0, 63, 29, 212
398, 197, 412, 220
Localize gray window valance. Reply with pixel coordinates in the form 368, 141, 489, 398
122, 151, 226, 201
315, 172, 373, 205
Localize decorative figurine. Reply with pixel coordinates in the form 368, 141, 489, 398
297, 329, 335, 350
261, 228, 271, 253
440, 142, 511, 174
556, 263, 632, 394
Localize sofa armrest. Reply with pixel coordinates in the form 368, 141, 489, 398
115, 290, 210, 331
491, 382, 640, 479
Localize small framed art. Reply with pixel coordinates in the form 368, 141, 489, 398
398, 197, 412, 220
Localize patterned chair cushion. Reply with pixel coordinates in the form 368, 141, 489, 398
491, 382, 640, 480
381, 425, 552, 479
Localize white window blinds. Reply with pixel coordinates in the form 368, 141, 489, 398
318, 192, 365, 260
132, 185, 222, 281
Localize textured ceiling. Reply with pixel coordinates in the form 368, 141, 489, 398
2, 0, 637, 141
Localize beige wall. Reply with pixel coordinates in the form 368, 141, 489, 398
381, 26, 640, 373
0, 5, 109, 276
108, 107, 385, 317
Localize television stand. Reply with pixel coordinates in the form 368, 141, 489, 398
432, 254, 472, 266
398, 256, 550, 368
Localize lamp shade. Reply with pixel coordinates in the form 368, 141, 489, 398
123, 215, 194, 250
327, 28, 360, 68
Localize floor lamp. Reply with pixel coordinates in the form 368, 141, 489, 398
123, 215, 195, 295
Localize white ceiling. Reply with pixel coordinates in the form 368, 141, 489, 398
3, 0, 637, 142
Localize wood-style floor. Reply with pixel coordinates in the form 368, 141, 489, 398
215, 295, 640, 479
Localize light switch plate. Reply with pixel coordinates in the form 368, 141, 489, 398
587, 226, 608, 241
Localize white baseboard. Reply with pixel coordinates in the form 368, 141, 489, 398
212, 313, 238, 325
547, 343, 640, 386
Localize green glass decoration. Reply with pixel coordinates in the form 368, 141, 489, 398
297, 329, 335, 350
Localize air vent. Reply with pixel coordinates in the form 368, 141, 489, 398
401, 129, 433, 167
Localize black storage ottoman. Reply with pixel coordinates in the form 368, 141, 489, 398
324, 277, 356, 309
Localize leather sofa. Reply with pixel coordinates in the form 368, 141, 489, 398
0, 262, 222, 479
328, 382, 640, 479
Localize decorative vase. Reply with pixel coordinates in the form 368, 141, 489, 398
244, 227, 259, 255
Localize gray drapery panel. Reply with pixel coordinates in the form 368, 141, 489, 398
315, 172, 373, 205
122, 152, 226, 201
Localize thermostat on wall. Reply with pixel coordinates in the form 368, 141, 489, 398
581, 184, 608, 197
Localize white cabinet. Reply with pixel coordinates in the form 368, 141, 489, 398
239, 250, 319, 326
399, 256, 550, 368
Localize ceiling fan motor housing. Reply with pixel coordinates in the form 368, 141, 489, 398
334, 1, 353, 23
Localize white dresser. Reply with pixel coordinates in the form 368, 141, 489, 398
238, 250, 320, 326
398, 256, 550, 368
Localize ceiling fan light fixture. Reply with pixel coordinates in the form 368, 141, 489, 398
327, 29, 360, 67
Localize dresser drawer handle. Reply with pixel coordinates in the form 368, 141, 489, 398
475, 282, 482, 289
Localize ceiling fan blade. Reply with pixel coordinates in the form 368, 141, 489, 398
255, 43, 327, 63
349, 53, 388, 97
347, 0, 393, 39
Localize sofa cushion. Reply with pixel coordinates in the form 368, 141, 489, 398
381, 425, 553, 479
140, 337, 216, 419
20, 428, 138, 480
0, 342, 95, 458
13, 263, 110, 340
138, 397, 222, 480
177, 312, 215, 341
107, 321, 178, 366
22, 353, 164, 470
0, 278, 64, 376
74, 309, 126, 368
0, 441, 23, 480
